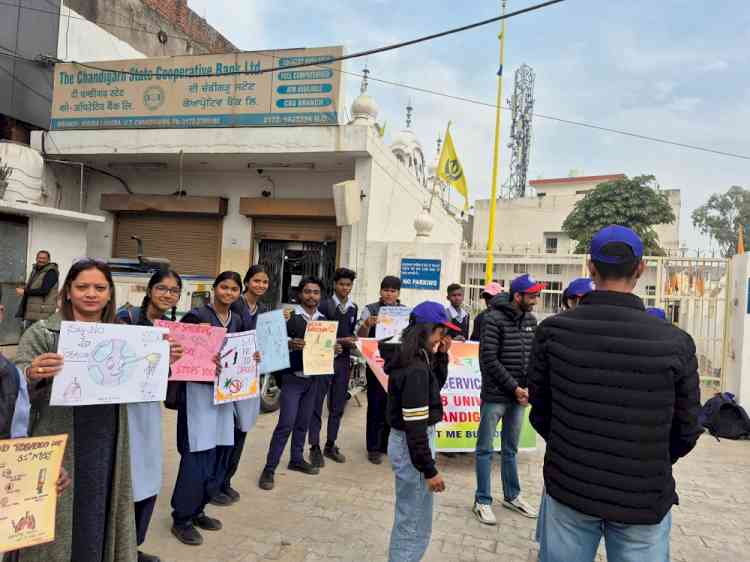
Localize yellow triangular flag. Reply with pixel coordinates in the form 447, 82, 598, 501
739, 224, 745, 255
437, 123, 469, 210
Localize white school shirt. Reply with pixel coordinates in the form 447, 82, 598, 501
293, 305, 325, 378
446, 305, 468, 323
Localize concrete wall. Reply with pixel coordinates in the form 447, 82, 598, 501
58, 5, 146, 62
27, 215, 88, 285
725, 254, 750, 406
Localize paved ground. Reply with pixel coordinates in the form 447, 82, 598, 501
140, 395, 750, 562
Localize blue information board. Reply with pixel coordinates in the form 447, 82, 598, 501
401, 259, 442, 290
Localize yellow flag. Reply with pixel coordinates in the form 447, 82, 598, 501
437, 123, 469, 210
738, 224, 746, 255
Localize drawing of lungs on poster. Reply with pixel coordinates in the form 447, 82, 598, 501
214, 330, 260, 404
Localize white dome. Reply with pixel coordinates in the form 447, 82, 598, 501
351, 93, 379, 122
391, 128, 421, 152
414, 207, 435, 237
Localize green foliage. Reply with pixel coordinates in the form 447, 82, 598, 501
691, 185, 750, 257
562, 175, 676, 255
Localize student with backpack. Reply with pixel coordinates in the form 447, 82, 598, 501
117, 269, 184, 562
385, 302, 457, 562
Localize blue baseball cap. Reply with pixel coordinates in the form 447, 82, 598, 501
510, 274, 546, 295
565, 277, 595, 298
412, 301, 461, 331
646, 307, 667, 321
590, 225, 644, 264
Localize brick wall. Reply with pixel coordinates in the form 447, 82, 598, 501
140, 0, 237, 53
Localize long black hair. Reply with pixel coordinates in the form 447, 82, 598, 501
243, 264, 270, 291
141, 268, 183, 322
214, 271, 243, 289
388, 321, 439, 371
61, 258, 117, 323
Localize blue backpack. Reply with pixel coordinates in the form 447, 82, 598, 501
699, 393, 750, 440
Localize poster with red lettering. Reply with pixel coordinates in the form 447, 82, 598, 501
154, 320, 227, 382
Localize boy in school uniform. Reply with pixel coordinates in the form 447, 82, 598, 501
445, 283, 470, 340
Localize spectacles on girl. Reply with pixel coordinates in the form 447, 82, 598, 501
153, 285, 182, 296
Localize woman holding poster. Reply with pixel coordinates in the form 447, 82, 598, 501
117, 268, 184, 562
14, 258, 177, 562
170, 271, 244, 547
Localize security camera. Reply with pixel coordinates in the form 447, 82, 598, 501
256, 168, 264, 175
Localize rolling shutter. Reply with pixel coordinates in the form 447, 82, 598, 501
114, 212, 221, 276
252, 217, 337, 242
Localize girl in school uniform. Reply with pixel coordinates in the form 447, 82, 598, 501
117, 268, 183, 562
213, 265, 270, 505
170, 271, 244, 547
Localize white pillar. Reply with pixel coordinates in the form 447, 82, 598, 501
725, 254, 750, 407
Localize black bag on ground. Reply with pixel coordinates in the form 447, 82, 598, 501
699, 392, 750, 440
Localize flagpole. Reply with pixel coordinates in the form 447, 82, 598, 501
485, 0, 507, 285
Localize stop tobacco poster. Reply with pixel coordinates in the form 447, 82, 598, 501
355, 340, 536, 452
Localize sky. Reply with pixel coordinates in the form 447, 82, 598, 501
187, 0, 750, 252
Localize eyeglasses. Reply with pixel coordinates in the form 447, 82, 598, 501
153, 285, 182, 296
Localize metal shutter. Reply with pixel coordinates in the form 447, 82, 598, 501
114, 212, 221, 276
252, 217, 337, 242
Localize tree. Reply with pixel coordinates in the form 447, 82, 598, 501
562, 175, 676, 255
691, 185, 750, 257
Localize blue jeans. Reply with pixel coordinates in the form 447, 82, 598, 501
388, 426, 437, 562
474, 400, 525, 505
537, 493, 671, 562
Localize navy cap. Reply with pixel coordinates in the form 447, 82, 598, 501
646, 307, 667, 321
412, 301, 461, 331
510, 274, 546, 295
590, 225, 644, 264
565, 277, 595, 298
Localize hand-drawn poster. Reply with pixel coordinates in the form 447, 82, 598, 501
50, 322, 170, 406
375, 306, 412, 341
303, 320, 338, 376
214, 330, 259, 404
355, 338, 388, 391
154, 320, 226, 382
255, 310, 290, 374
0, 434, 68, 552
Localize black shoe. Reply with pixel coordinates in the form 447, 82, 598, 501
310, 446, 325, 468
138, 551, 162, 562
192, 513, 222, 531
259, 469, 275, 490
171, 524, 203, 546
368, 451, 383, 465
209, 491, 233, 507
324, 444, 346, 463
288, 460, 320, 475
223, 486, 240, 502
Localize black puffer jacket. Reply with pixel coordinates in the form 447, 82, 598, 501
528, 291, 702, 525
479, 295, 537, 403
0, 354, 20, 438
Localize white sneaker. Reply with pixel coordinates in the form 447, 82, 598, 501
502, 496, 538, 519
472, 502, 497, 526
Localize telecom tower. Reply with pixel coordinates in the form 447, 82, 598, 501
505, 64, 535, 198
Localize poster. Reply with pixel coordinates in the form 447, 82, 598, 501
50, 322, 170, 406
375, 306, 412, 341
255, 310, 290, 374
154, 320, 226, 382
0, 435, 68, 552
214, 330, 259, 404
355, 340, 536, 452
400, 258, 442, 290
302, 320, 338, 376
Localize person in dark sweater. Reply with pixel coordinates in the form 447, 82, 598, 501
385, 301, 456, 562
473, 274, 543, 525
445, 283, 469, 340
529, 225, 702, 562
310, 268, 359, 466
561, 277, 594, 310
357, 275, 405, 464
469, 282, 504, 341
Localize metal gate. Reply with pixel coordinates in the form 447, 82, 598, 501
0, 214, 28, 345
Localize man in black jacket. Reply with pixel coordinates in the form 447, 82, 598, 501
529, 225, 702, 562
473, 274, 543, 525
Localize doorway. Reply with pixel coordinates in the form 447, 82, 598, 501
0, 213, 28, 345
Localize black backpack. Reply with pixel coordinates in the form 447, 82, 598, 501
699, 393, 750, 440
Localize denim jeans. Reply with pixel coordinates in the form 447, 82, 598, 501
474, 400, 525, 505
387, 426, 437, 562
537, 493, 671, 562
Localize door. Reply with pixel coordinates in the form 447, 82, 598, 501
0, 214, 28, 345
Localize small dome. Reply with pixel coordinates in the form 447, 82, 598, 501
351, 93, 378, 123
414, 207, 435, 238
391, 128, 422, 152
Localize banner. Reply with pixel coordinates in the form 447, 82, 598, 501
154, 320, 226, 382
50, 46, 343, 130
303, 320, 338, 376
355, 339, 536, 451
51, 322, 170, 405
0, 435, 68, 552
214, 330, 259, 404
255, 310, 290, 374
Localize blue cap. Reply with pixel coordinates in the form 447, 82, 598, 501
412, 301, 461, 331
590, 225, 644, 264
565, 277, 595, 298
646, 307, 667, 321
510, 274, 546, 295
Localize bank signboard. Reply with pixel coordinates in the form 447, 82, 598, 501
50, 46, 343, 130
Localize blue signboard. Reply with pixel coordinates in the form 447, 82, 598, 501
401, 259, 442, 291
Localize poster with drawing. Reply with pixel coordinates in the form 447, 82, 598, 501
154, 320, 227, 382
214, 330, 259, 404
0, 434, 68, 552
303, 320, 338, 376
255, 310, 290, 374
375, 306, 412, 341
50, 322, 170, 406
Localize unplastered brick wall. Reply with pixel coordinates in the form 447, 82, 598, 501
140, 0, 236, 53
